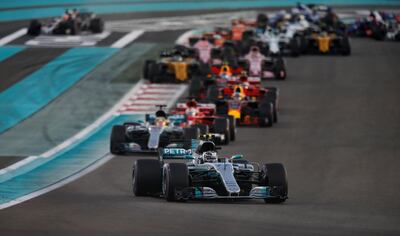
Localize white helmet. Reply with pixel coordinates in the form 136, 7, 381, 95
202, 151, 218, 163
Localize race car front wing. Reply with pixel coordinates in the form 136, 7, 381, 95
175, 186, 287, 200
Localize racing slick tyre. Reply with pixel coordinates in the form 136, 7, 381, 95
290, 35, 301, 57
27, 20, 42, 36
89, 18, 104, 33
110, 125, 126, 155
183, 127, 200, 148
213, 118, 230, 145
210, 48, 222, 60
242, 30, 255, 42
371, 23, 387, 41
274, 58, 286, 80
223, 115, 236, 141
188, 63, 201, 78
264, 88, 278, 123
163, 163, 189, 201
148, 62, 161, 83
192, 124, 209, 136
215, 101, 229, 115
189, 76, 202, 98
299, 34, 308, 54
206, 85, 220, 101
132, 159, 162, 196
395, 32, 400, 41
340, 36, 351, 56
68, 20, 78, 35
261, 163, 288, 203
259, 101, 274, 127
143, 60, 156, 80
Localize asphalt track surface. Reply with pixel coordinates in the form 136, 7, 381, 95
0, 34, 399, 235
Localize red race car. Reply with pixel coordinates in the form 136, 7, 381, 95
172, 100, 236, 145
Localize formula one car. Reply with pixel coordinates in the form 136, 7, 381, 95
347, 11, 400, 41
110, 107, 199, 154
27, 9, 104, 36
302, 27, 351, 55
143, 46, 201, 83
172, 100, 236, 144
132, 140, 288, 202
244, 46, 286, 80
215, 84, 277, 127
241, 26, 304, 57
189, 63, 277, 102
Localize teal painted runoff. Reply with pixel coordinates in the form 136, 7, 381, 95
0, 114, 142, 205
0, 0, 398, 22
0, 47, 118, 133
0, 46, 24, 62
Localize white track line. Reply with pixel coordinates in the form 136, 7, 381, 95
0, 25, 191, 208
0, 80, 145, 183
111, 30, 144, 48
0, 156, 38, 176
0, 79, 188, 209
0, 81, 146, 209
0, 28, 27, 46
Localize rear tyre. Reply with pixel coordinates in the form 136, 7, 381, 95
274, 57, 286, 80
290, 35, 301, 57
261, 163, 288, 203
259, 102, 273, 127
189, 76, 202, 98
224, 115, 236, 141
27, 20, 42, 36
147, 61, 163, 83
132, 159, 162, 196
215, 101, 229, 115
143, 60, 156, 80
371, 23, 387, 41
89, 18, 104, 33
192, 124, 209, 136
340, 36, 351, 56
183, 127, 200, 148
213, 118, 230, 145
264, 89, 278, 123
163, 163, 189, 201
206, 85, 219, 101
110, 125, 126, 154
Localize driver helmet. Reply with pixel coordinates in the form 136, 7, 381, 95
202, 151, 218, 163
186, 107, 197, 117
155, 117, 167, 126
219, 64, 232, 78
239, 71, 248, 82
250, 46, 260, 55
172, 54, 183, 61
232, 91, 243, 101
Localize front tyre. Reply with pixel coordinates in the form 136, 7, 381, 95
110, 125, 126, 155
132, 159, 162, 196
261, 163, 288, 203
163, 163, 189, 201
